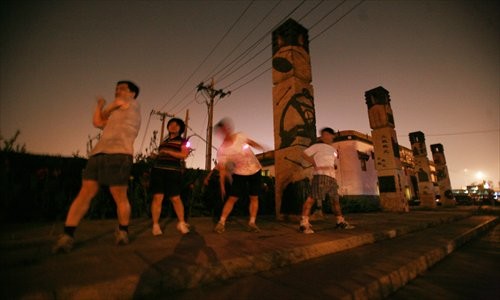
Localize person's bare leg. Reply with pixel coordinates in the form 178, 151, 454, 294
151, 193, 164, 225
65, 180, 99, 226
219, 196, 238, 224
248, 195, 259, 224
170, 195, 186, 223
301, 196, 315, 218
109, 186, 130, 226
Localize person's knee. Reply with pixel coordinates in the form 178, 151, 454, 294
170, 195, 182, 203
110, 186, 129, 203
78, 181, 99, 198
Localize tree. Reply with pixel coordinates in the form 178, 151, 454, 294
0, 130, 26, 153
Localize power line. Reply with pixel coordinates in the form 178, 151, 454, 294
308, 0, 346, 30
297, 0, 326, 23
168, 0, 359, 115
203, 0, 283, 82
230, 66, 272, 93
218, 0, 346, 91
222, 0, 360, 93
168, 0, 309, 115
210, 0, 308, 84
137, 110, 154, 155
310, 0, 365, 41
158, 0, 254, 112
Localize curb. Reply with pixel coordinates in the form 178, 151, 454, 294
342, 216, 499, 299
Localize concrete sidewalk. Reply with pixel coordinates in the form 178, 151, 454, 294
0, 207, 497, 299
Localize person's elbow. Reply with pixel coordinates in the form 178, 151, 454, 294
93, 119, 106, 129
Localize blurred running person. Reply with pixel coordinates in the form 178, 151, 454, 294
213, 118, 265, 233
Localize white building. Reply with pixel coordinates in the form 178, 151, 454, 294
333, 130, 378, 197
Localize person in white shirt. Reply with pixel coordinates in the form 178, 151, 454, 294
213, 118, 265, 233
300, 127, 354, 234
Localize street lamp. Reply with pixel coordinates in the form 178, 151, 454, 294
475, 171, 485, 182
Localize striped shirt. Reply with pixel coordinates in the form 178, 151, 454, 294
154, 136, 187, 171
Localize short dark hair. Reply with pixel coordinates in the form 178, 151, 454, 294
117, 80, 140, 98
214, 117, 233, 132
320, 127, 335, 135
167, 118, 185, 135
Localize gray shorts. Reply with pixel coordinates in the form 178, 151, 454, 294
82, 154, 132, 186
311, 175, 339, 203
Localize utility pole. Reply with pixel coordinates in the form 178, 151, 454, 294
197, 79, 230, 170
151, 110, 175, 141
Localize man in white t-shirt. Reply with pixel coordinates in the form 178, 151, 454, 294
300, 127, 354, 234
213, 118, 264, 233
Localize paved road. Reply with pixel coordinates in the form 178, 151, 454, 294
389, 223, 500, 300
1, 207, 497, 299
167, 223, 500, 300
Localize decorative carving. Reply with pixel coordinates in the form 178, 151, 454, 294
278, 88, 316, 149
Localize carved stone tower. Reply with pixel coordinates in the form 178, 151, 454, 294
272, 19, 316, 217
409, 131, 436, 208
365, 86, 408, 212
430, 143, 456, 207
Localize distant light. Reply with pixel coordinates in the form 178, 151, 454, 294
186, 141, 191, 148
475, 171, 485, 180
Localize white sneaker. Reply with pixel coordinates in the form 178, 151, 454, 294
299, 221, 314, 234
176, 222, 190, 234
152, 223, 163, 236
214, 222, 225, 234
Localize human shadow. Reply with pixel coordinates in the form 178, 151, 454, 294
133, 227, 219, 299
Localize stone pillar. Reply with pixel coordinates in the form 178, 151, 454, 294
409, 131, 436, 208
430, 143, 456, 207
272, 19, 316, 218
365, 86, 408, 212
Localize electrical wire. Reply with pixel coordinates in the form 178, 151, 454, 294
217, 0, 340, 90
210, 0, 307, 84
158, 0, 255, 112
167, 0, 309, 116
307, 0, 346, 30
223, 0, 364, 92
310, 0, 365, 41
203, 0, 283, 82
137, 110, 154, 155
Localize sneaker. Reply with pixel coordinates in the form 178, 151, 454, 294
214, 222, 225, 234
52, 234, 74, 253
299, 222, 314, 234
152, 223, 163, 236
336, 221, 355, 229
115, 229, 129, 245
176, 222, 190, 234
247, 223, 261, 233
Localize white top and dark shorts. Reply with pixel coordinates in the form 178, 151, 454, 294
217, 133, 262, 198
